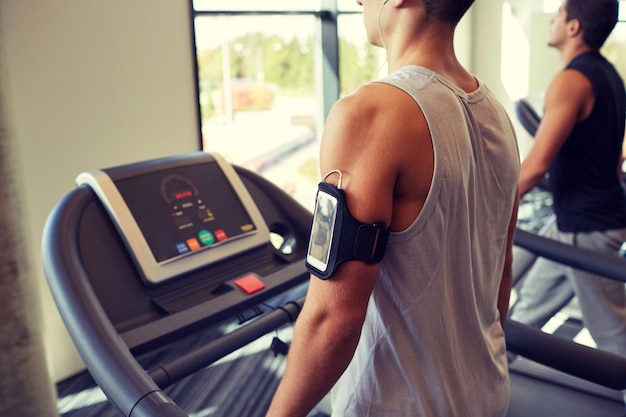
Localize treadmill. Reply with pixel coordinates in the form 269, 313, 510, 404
43, 151, 626, 417
43, 152, 312, 417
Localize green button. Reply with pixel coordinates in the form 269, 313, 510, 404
198, 229, 215, 245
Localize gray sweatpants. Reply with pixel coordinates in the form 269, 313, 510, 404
510, 221, 626, 358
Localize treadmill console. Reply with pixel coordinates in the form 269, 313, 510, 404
76, 152, 270, 286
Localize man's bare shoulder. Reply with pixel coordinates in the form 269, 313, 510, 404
545, 68, 593, 121
320, 80, 432, 231
548, 69, 592, 102
326, 82, 423, 143
330, 82, 407, 118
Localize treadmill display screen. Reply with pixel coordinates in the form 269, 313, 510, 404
114, 162, 257, 263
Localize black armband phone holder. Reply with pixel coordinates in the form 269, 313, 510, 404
305, 180, 389, 280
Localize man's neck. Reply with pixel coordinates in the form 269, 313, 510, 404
560, 43, 595, 66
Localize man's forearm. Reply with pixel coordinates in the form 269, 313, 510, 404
265, 305, 363, 417
518, 162, 547, 197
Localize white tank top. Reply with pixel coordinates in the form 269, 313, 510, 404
330, 66, 520, 417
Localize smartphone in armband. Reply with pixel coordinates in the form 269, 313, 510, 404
305, 180, 389, 280
306, 189, 338, 274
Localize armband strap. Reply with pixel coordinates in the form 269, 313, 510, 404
306, 181, 389, 280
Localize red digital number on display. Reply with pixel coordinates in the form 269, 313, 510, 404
175, 190, 193, 200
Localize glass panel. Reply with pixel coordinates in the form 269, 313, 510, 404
337, 14, 387, 97
603, 19, 626, 79
338, 0, 361, 12
193, 0, 321, 12
195, 15, 320, 208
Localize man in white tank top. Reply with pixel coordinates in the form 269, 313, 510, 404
266, 1, 520, 416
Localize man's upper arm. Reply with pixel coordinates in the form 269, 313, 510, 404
306, 85, 402, 317
519, 70, 592, 195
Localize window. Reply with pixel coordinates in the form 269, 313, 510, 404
338, 14, 388, 97
603, 2, 626, 80
194, 14, 319, 206
191, 1, 385, 209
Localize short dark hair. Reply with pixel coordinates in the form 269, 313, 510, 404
565, 0, 618, 49
422, 0, 475, 25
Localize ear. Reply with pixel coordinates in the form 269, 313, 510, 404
567, 18, 583, 38
390, 0, 408, 7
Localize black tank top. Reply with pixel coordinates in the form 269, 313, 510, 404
549, 51, 626, 232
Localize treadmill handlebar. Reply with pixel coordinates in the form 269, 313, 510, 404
505, 319, 626, 390
42, 187, 187, 417
148, 298, 304, 389
129, 392, 188, 417
514, 228, 626, 283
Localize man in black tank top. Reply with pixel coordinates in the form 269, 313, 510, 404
511, 0, 626, 404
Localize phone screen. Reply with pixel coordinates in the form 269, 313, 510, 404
306, 190, 338, 272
